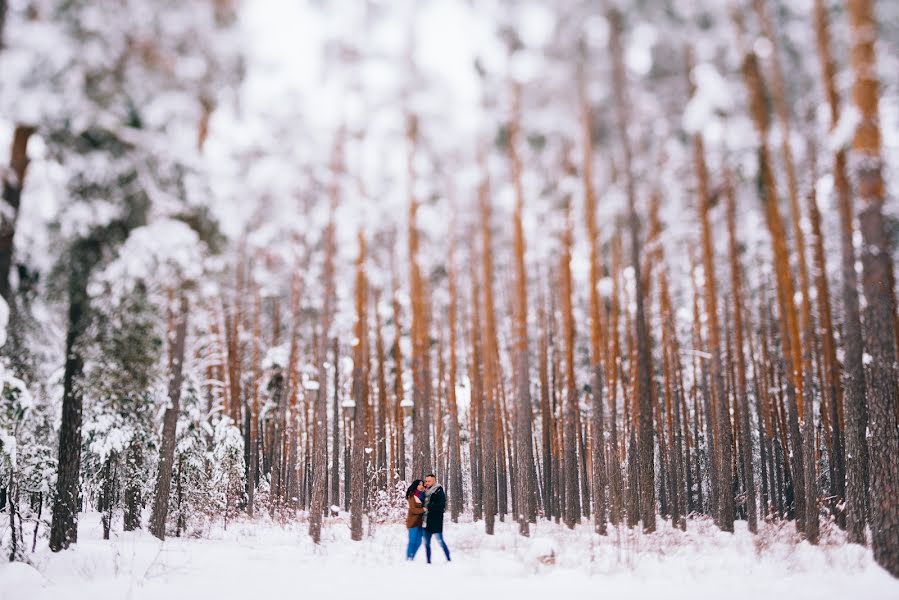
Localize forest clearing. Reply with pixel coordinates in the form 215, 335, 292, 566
1, 0, 899, 597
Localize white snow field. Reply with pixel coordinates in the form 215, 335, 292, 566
2, 513, 898, 600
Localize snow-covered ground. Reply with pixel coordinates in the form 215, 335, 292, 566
3, 513, 898, 600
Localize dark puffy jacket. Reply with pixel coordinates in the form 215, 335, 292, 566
424, 485, 446, 533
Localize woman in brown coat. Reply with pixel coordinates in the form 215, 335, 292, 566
405, 480, 426, 560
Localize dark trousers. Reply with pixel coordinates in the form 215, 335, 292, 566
423, 530, 451, 563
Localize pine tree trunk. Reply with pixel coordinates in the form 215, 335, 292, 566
149, 294, 189, 541
331, 337, 341, 511
391, 267, 407, 483
123, 437, 143, 531
538, 296, 553, 519
374, 291, 390, 492
310, 134, 341, 542
559, 190, 581, 529
581, 81, 608, 534
350, 232, 368, 541
814, 0, 868, 543
478, 163, 499, 534
446, 238, 464, 521
725, 173, 758, 533
847, 0, 899, 576
508, 84, 533, 536
0, 125, 35, 302
739, 45, 806, 531
608, 8, 655, 533
469, 259, 484, 522
49, 236, 103, 551
607, 236, 624, 526
407, 115, 433, 478
692, 120, 735, 532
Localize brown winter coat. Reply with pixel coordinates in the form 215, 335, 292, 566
406, 495, 425, 529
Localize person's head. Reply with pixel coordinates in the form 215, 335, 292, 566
424, 473, 437, 488
406, 479, 423, 498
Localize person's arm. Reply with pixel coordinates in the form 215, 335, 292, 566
433, 489, 447, 512
409, 498, 425, 515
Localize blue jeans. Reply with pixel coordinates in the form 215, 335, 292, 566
406, 527, 423, 560
423, 530, 451, 563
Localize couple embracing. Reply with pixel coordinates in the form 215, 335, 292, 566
404, 474, 451, 563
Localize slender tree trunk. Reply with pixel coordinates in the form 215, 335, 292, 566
310, 132, 341, 542
374, 291, 389, 492
559, 184, 580, 530
538, 293, 553, 520
469, 257, 484, 522
331, 336, 341, 510
609, 7, 655, 533
478, 159, 499, 534
607, 236, 624, 526
847, 0, 899, 576
123, 437, 143, 531
149, 294, 189, 540
350, 232, 368, 541
391, 261, 407, 483
246, 291, 261, 517
581, 77, 608, 535
446, 233, 464, 521
406, 116, 433, 478
814, 0, 868, 544
692, 263, 717, 520
725, 172, 758, 533
739, 41, 806, 531
50, 236, 102, 551
689, 69, 735, 530
0, 125, 35, 302
508, 83, 533, 536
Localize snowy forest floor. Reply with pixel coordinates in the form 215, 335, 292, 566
2, 513, 898, 600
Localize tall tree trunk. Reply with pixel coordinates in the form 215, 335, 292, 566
814, 0, 868, 544
123, 437, 143, 531
149, 294, 189, 540
607, 235, 624, 526
350, 231, 368, 541
374, 290, 389, 492
756, 0, 822, 536
406, 115, 432, 477
49, 236, 102, 551
391, 259, 407, 483
508, 82, 533, 536
581, 75, 608, 535
246, 290, 261, 517
331, 337, 341, 510
693, 125, 735, 532
446, 231, 464, 521
478, 159, 498, 534
0, 125, 35, 303
538, 293, 553, 519
310, 132, 341, 542
469, 257, 484, 522
725, 171, 758, 533
846, 0, 899, 577
559, 178, 581, 529
691, 261, 717, 520
609, 7, 655, 533
739, 39, 806, 531
806, 152, 845, 527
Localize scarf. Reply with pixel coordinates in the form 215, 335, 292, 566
423, 483, 442, 507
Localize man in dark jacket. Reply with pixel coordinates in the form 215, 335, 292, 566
422, 473, 451, 563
